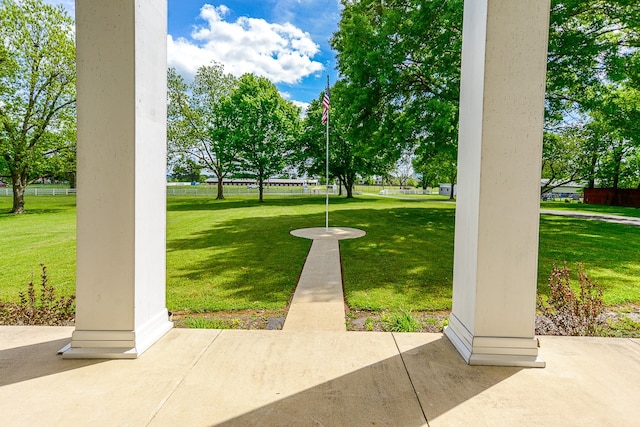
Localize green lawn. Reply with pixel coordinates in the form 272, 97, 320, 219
1, 194, 639, 313
165, 196, 315, 311
0, 197, 77, 301
538, 214, 640, 305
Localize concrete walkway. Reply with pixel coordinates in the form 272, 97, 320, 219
541, 209, 640, 227
284, 227, 365, 332
1, 326, 639, 426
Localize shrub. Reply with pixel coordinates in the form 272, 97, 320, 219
536, 262, 604, 336
0, 264, 75, 326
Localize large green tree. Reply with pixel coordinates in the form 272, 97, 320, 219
543, 0, 640, 189
167, 64, 237, 199
332, 0, 462, 188
541, 83, 640, 193
540, 125, 590, 194
299, 81, 403, 198
219, 74, 301, 202
0, 0, 76, 213
333, 0, 640, 192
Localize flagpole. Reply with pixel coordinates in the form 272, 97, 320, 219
325, 75, 330, 230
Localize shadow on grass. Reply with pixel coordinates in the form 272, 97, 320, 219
538, 215, 640, 302
166, 199, 457, 312
163, 196, 640, 311
167, 194, 373, 213
166, 210, 316, 311
0, 196, 76, 217
334, 207, 456, 311
0, 205, 75, 217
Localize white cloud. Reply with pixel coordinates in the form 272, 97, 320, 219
281, 92, 310, 113
291, 100, 310, 113
168, 4, 324, 84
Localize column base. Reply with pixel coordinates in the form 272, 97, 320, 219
444, 314, 545, 368
61, 309, 173, 359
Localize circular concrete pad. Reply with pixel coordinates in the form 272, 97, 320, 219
290, 227, 366, 240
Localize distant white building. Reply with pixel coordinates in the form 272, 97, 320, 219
439, 183, 457, 197
204, 177, 318, 187
358, 176, 384, 185
541, 180, 585, 198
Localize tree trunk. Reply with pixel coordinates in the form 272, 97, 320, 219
449, 171, 456, 200
587, 154, 598, 189
345, 175, 355, 199
11, 173, 27, 214
345, 185, 353, 198
612, 151, 622, 190
258, 177, 264, 203
612, 173, 620, 190
68, 172, 77, 189
338, 177, 343, 196
216, 171, 225, 200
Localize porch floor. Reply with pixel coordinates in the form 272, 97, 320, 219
1, 326, 638, 426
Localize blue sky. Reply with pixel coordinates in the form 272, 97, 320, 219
47, 0, 342, 110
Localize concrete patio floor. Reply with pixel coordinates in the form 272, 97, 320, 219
1, 326, 639, 426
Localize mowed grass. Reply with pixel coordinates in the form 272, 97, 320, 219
0, 196, 77, 301
538, 214, 640, 305
1, 194, 639, 312
165, 195, 455, 311
165, 196, 315, 311
330, 200, 456, 310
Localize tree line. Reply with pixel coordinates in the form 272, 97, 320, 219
167, 66, 301, 203
332, 0, 640, 195
2, 0, 639, 213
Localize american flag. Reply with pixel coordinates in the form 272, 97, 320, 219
321, 86, 330, 125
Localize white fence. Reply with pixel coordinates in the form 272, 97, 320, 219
0, 186, 339, 197
166, 186, 337, 196
0, 187, 77, 196
378, 188, 434, 195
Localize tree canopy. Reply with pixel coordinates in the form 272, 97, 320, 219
332, 0, 640, 192
0, 0, 76, 213
542, 0, 640, 191
331, 0, 462, 188
299, 80, 405, 198
167, 63, 237, 199
218, 74, 301, 202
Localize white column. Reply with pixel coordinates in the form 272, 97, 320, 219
63, 0, 172, 359
444, 0, 550, 367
